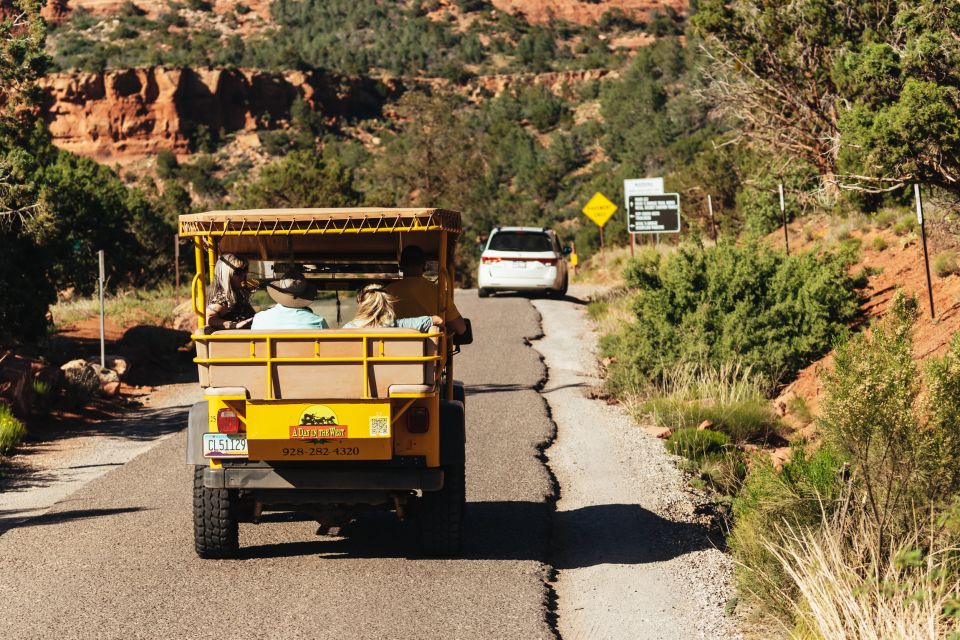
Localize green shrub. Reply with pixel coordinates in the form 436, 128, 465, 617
666, 427, 730, 460
820, 294, 960, 538
892, 214, 917, 236
933, 251, 959, 278
0, 404, 26, 455
601, 242, 860, 394
155, 149, 178, 178
31, 379, 54, 416
873, 207, 901, 229
730, 445, 845, 618
871, 235, 888, 251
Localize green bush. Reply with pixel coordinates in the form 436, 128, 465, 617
892, 214, 916, 236
0, 403, 26, 455
31, 379, 54, 416
871, 235, 888, 251
601, 241, 860, 394
933, 251, 959, 278
666, 427, 730, 460
730, 445, 845, 618
820, 294, 960, 538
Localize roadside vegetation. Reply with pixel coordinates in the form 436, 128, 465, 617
49, 285, 183, 328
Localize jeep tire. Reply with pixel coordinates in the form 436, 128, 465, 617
419, 462, 465, 556
193, 466, 240, 559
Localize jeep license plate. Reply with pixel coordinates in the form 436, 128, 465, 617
203, 433, 248, 458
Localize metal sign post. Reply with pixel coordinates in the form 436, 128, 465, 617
98, 249, 106, 368
915, 184, 935, 319
174, 233, 180, 306
779, 183, 790, 255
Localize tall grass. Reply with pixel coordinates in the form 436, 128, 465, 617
764, 497, 960, 640
634, 361, 779, 443
50, 285, 181, 327
0, 404, 26, 455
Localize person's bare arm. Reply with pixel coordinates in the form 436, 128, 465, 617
205, 304, 227, 328
206, 305, 252, 329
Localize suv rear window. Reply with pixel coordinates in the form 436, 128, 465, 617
488, 232, 553, 252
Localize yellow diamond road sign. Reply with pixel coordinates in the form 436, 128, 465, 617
582, 192, 618, 228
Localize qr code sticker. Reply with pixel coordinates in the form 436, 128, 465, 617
369, 416, 390, 438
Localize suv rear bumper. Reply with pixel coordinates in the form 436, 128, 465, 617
203, 466, 444, 492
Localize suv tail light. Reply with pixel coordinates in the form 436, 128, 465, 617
540, 258, 557, 265
481, 256, 501, 264
217, 408, 241, 434
407, 407, 429, 433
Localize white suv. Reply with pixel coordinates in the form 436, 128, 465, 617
477, 227, 569, 298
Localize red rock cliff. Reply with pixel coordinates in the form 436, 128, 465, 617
41, 67, 394, 163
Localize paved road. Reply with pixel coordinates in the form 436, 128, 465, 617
0, 292, 558, 640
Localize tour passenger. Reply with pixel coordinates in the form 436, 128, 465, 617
250, 271, 329, 330
206, 253, 256, 330
385, 245, 466, 335
343, 284, 442, 332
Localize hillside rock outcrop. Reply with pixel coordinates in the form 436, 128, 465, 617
490, 0, 687, 25
41, 67, 395, 163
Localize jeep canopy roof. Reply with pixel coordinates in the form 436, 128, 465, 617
178, 208, 462, 260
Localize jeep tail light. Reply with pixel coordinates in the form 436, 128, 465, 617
540, 258, 557, 265
481, 256, 501, 264
217, 408, 241, 434
407, 407, 429, 433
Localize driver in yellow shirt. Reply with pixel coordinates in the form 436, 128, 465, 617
386, 245, 467, 336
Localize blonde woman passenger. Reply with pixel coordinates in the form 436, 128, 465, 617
344, 284, 442, 332
206, 253, 256, 329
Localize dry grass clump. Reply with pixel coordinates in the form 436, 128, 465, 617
765, 500, 960, 640
635, 360, 778, 444
51, 285, 180, 327
933, 251, 959, 278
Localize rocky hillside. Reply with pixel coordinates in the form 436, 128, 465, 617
41, 67, 396, 163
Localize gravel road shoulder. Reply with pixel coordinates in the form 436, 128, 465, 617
532, 286, 741, 640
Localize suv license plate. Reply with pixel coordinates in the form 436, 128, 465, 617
513, 261, 527, 269
203, 433, 248, 458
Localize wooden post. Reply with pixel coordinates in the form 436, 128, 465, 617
779, 183, 790, 255
630, 232, 635, 258
98, 250, 105, 369
915, 184, 935, 319
600, 225, 605, 260
174, 234, 180, 306
707, 194, 717, 243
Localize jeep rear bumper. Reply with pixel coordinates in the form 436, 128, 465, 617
203, 466, 444, 492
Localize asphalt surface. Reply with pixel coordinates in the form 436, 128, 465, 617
0, 291, 558, 640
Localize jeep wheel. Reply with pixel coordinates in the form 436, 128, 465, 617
419, 462, 465, 556
193, 466, 239, 559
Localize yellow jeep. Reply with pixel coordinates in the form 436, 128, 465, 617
180, 208, 470, 558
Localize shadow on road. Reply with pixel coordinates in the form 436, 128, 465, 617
238, 500, 715, 567
0, 406, 189, 494
480, 292, 590, 306
0, 506, 149, 535
466, 382, 586, 396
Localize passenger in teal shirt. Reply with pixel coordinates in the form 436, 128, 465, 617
251, 273, 329, 330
